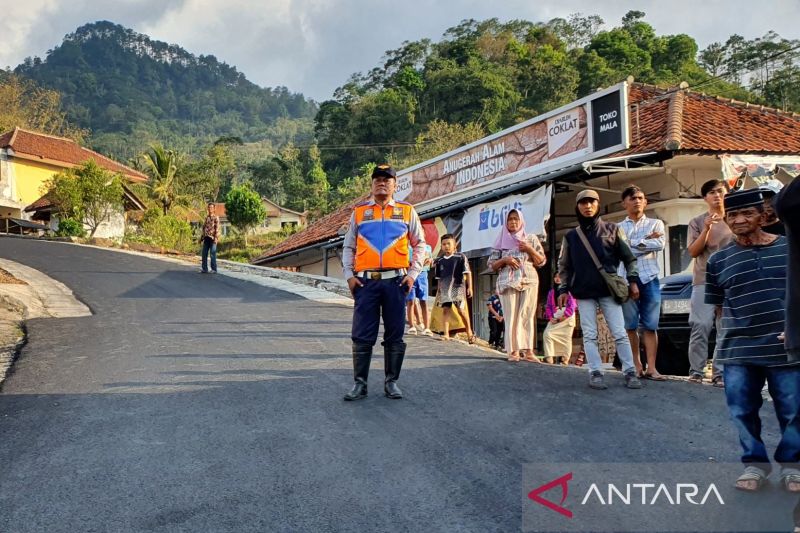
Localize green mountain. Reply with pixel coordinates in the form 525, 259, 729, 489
15, 21, 317, 158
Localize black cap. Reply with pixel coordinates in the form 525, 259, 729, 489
724, 188, 764, 211
372, 164, 397, 179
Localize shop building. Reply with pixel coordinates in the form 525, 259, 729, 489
253, 81, 800, 341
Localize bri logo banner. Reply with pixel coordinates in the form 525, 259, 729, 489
461, 185, 552, 253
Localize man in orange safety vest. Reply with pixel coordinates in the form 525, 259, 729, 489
341, 164, 426, 401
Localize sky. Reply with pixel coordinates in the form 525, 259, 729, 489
1, 0, 798, 101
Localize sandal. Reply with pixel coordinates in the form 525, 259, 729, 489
643, 373, 667, 381
467, 335, 476, 345
712, 376, 725, 388
688, 373, 703, 384
508, 353, 520, 362
780, 468, 800, 493
735, 465, 768, 492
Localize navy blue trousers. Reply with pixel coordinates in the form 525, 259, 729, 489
352, 276, 407, 346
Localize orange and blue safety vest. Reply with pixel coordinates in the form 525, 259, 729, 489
352, 201, 414, 272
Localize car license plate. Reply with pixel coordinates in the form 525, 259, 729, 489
662, 299, 691, 315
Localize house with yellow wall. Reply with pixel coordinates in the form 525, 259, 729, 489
0, 127, 147, 236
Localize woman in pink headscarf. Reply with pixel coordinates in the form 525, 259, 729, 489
488, 209, 547, 362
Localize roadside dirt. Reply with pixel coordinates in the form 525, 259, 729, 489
0, 267, 26, 285
0, 295, 24, 387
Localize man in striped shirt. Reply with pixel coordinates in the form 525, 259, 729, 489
618, 185, 666, 380
705, 188, 799, 493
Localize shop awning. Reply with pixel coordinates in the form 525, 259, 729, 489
581, 152, 659, 174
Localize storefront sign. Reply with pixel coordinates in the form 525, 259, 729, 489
460, 185, 553, 253
591, 91, 624, 151
395, 83, 629, 206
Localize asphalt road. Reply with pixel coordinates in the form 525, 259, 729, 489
0, 238, 793, 532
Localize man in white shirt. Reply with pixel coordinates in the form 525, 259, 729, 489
618, 185, 666, 380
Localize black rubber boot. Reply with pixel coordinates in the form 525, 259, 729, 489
344, 343, 372, 401
384, 342, 406, 399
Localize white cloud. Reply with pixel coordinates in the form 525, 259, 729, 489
0, 0, 797, 100
0, 0, 60, 69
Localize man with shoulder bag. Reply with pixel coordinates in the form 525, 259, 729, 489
557, 190, 643, 390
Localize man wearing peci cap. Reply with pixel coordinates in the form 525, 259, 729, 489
557, 189, 643, 390
341, 164, 426, 401
704, 188, 799, 492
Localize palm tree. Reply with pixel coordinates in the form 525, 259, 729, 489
143, 145, 180, 215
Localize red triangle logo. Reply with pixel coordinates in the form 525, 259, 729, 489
528, 472, 573, 518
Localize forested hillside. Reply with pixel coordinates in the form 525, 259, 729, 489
315, 12, 800, 185
14, 21, 317, 159
5, 11, 798, 231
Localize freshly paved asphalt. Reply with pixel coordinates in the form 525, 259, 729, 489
0, 238, 790, 532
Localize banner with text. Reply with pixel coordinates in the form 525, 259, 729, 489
395, 83, 627, 205
460, 185, 552, 253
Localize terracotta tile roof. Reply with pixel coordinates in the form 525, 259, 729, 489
25, 184, 146, 213
23, 193, 55, 212
252, 196, 365, 263
0, 127, 147, 182
624, 83, 800, 154
255, 82, 800, 264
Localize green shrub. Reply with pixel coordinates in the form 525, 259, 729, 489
139, 214, 194, 252
55, 218, 86, 237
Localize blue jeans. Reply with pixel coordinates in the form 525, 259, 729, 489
622, 278, 661, 331
724, 364, 800, 472
576, 296, 636, 374
201, 237, 217, 272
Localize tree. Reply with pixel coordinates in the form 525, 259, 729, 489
547, 13, 604, 49
44, 160, 124, 237
402, 120, 486, 164
142, 145, 181, 215
305, 145, 330, 220
224, 184, 266, 246
0, 74, 86, 142
184, 144, 236, 202
330, 165, 373, 209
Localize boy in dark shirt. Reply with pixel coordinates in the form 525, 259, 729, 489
434, 234, 474, 342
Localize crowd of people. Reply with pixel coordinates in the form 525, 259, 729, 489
339, 164, 798, 501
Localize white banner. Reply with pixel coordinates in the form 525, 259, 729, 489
721, 154, 800, 188
461, 185, 552, 253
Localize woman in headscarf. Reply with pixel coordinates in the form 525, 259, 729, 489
488, 209, 547, 362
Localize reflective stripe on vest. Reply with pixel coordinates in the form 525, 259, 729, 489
353, 202, 413, 272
